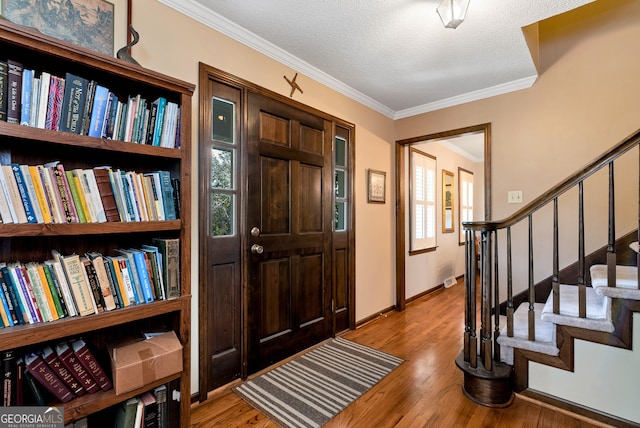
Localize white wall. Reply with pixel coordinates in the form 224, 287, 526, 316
530, 314, 640, 423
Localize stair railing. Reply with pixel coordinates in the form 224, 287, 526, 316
460, 128, 640, 378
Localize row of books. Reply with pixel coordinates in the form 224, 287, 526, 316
0, 60, 181, 148
0, 162, 179, 224
0, 239, 180, 328
2, 339, 111, 407
110, 386, 169, 428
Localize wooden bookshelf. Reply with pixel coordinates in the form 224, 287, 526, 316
0, 19, 194, 426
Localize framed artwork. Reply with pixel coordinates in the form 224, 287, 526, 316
367, 169, 386, 203
0, 0, 129, 56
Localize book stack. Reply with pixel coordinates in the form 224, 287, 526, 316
0, 161, 178, 224
0, 60, 181, 148
5, 340, 111, 407
0, 240, 180, 327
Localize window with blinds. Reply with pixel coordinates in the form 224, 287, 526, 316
458, 167, 474, 244
410, 148, 436, 252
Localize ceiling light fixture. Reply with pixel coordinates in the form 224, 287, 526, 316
436, 0, 470, 29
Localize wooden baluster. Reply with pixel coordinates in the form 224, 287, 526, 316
553, 198, 560, 314
607, 161, 617, 289
493, 230, 500, 362
506, 227, 514, 337
528, 215, 536, 341
578, 181, 587, 318
481, 230, 493, 371
464, 229, 477, 367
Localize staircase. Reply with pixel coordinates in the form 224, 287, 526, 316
456, 128, 640, 426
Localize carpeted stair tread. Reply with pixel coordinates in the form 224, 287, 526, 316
497, 302, 558, 364
590, 264, 640, 300
541, 284, 614, 332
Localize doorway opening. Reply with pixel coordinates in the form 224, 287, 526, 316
395, 124, 491, 310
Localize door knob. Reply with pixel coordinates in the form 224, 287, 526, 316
251, 227, 261, 237
251, 244, 264, 254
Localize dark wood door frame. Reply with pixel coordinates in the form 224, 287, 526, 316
394, 124, 492, 311
197, 63, 356, 400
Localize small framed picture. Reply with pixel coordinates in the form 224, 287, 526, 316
367, 169, 386, 203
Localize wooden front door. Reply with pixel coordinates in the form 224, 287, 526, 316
246, 91, 333, 373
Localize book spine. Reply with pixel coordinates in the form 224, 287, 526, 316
53, 163, 79, 223
88, 85, 109, 138
24, 352, 74, 403
153, 239, 180, 299
50, 76, 65, 130
83, 169, 106, 222
10, 164, 37, 223
48, 260, 78, 318
79, 80, 96, 135
19, 165, 44, 224
159, 171, 177, 220
59, 73, 88, 134
0, 61, 7, 121
3, 351, 16, 406
28, 166, 52, 224
16, 265, 44, 323
15, 357, 23, 406
116, 258, 137, 305
92, 167, 120, 222
61, 255, 95, 316
20, 69, 33, 126
71, 339, 112, 391
6, 60, 23, 124
154, 384, 168, 428
36, 72, 50, 129
106, 257, 129, 307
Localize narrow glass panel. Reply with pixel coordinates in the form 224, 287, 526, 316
211, 193, 234, 236
335, 170, 345, 198
212, 97, 235, 144
335, 202, 346, 231
211, 148, 233, 190
335, 137, 346, 167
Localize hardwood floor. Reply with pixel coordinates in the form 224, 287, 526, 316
191, 280, 608, 427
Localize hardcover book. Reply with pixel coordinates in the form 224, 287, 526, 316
36, 71, 50, 129
19, 164, 44, 223
80, 257, 105, 313
10, 164, 38, 223
85, 252, 116, 311
6, 59, 23, 124
59, 72, 88, 134
28, 165, 52, 224
92, 167, 120, 222
24, 352, 74, 403
88, 84, 109, 138
60, 253, 96, 316
152, 238, 180, 299
3, 351, 16, 406
20, 68, 33, 126
70, 339, 112, 391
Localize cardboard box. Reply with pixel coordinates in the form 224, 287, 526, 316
108, 330, 183, 395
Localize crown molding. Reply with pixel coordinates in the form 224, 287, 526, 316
157, 0, 396, 118
394, 75, 538, 120
157, 0, 537, 121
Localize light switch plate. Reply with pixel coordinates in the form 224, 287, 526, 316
508, 190, 523, 204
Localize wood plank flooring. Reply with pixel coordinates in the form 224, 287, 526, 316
191, 280, 608, 427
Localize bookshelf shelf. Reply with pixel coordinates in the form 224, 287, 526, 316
64, 373, 181, 424
0, 121, 183, 159
0, 19, 194, 427
0, 220, 182, 237
0, 296, 188, 350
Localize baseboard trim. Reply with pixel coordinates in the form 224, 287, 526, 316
518, 389, 638, 428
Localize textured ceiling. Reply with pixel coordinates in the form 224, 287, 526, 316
160, 0, 594, 119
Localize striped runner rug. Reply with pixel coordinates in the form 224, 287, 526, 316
234, 337, 403, 428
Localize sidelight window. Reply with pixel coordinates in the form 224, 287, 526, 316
210, 97, 237, 237
410, 148, 436, 251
